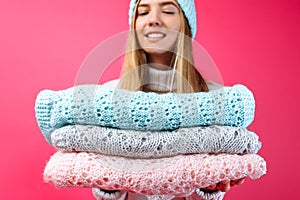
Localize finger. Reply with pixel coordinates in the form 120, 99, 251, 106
207, 184, 217, 191
218, 180, 231, 192
230, 178, 246, 186
236, 178, 245, 185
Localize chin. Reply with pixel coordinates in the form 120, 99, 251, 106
142, 44, 175, 55
144, 48, 169, 55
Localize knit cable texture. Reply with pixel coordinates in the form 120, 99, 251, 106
51, 125, 262, 158
35, 84, 255, 143
44, 151, 266, 197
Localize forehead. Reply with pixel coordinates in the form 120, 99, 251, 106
138, 0, 178, 6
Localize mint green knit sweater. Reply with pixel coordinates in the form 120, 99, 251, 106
35, 84, 255, 143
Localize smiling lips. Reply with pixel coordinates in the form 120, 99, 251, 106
145, 32, 166, 41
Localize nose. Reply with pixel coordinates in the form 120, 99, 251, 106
147, 11, 162, 27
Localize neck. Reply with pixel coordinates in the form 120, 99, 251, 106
146, 52, 174, 70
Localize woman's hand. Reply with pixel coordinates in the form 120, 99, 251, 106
203, 178, 245, 192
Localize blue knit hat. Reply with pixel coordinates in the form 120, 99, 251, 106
128, 0, 197, 39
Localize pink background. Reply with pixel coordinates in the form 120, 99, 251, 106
1, 0, 299, 199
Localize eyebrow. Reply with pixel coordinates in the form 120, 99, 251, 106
138, 1, 179, 9
160, 1, 179, 8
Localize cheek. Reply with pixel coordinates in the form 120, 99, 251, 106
173, 20, 181, 31
135, 27, 144, 38
134, 20, 144, 41
135, 18, 147, 29
166, 18, 181, 32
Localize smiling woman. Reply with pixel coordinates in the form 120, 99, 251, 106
34, 0, 267, 200
102, 0, 245, 199
119, 0, 209, 93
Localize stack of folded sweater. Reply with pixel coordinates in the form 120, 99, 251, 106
35, 84, 266, 200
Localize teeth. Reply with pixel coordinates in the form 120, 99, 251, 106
147, 33, 164, 38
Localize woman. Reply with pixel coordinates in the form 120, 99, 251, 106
99, 0, 245, 199
118, 0, 208, 93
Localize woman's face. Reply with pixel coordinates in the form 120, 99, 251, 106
135, 0, 181, 55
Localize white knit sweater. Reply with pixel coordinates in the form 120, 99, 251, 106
104, 66, 222, 92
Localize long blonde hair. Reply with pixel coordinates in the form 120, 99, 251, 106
119, 0, 208, 93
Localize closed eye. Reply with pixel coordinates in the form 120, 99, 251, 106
163, 11, 175, 14
138, 11, 149, 16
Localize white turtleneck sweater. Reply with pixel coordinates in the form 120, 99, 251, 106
144, 66, 178, 92
104, 66, 222, 92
